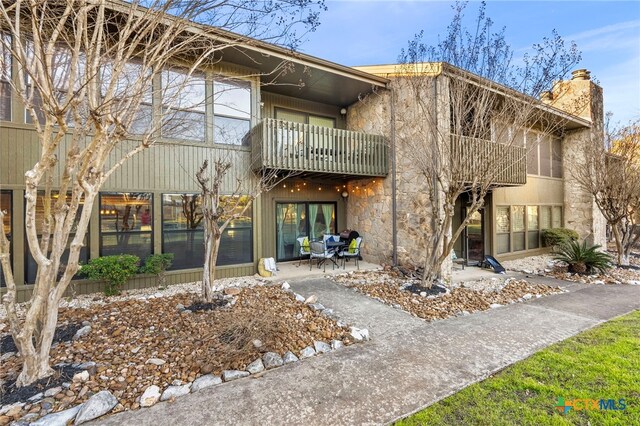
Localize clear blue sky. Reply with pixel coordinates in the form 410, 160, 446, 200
299, 1, 640, 124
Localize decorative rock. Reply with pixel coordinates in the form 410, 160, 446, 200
594, 280, 605, 285
282, 351, 299, 364
308, 303, 325, 311
262, 352, 284, 369
222, 370, 249, 382
349, 327, 370, 341
246, 358, 265, 374
175, 303, 185, 311
331, 340, 344, 350
131, 347, 141, 354
73, 370, 90, 382
74, 390, 118, 425
139, 385, 161, 407
160, 384, 191, 401
304, 294, 318, 304
14, 413, 39, 425
200, 363, 215, 374
145, 358, 166, 366
77, 361, 97, 375
490, 303, 503, 309
252, 339, 263, 349
73, 325, 91, 340
522, 293, 533, 300
31, 405, 82, 426
299, 346, 316, 359
281, 282, 290, 290
44, 387, 62, 398
420, 291, 427, 297
314, 341, 331, 354
28, 392, 44, 402
294, 294, 305, 303
191, 375, 222, 392
224, 287, 241, 296
321, 308, 334, 317
0, 403, 24, 416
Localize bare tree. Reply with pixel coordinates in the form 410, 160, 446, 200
195, 159, 292, 302
395, 1, 582, 286
0, 0, 324, 387
572, 117, 640, 265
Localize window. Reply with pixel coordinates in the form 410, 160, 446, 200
527, 206, 539, 249
0, 34, 11, 121
99, 192, 153, 260
496, 206, 510, 254
539, 136, 552, 177
526, 131, 539, 175
0, 191, 11, 287
540, 206, 552, 229
162, 69, 206, 142
512, 206, 526, 251
552, 206, 563, 228
101, 61, 152, 135
214, 79, 251, 146
552, 139, 563, 178
25, 192, 89, 284
162, 193, 253, 269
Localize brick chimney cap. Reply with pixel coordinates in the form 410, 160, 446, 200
571, 69, 591, 80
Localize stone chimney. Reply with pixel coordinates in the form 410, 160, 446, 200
547, 68, 602, 124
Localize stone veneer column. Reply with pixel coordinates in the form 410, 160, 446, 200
547, 69, 607, 246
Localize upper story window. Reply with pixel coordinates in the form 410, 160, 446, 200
214, 78, 251, 146
101, 60, 152, 135
162, 68, 206, 142
0, 34, 11, 121
525, 130, 563, 178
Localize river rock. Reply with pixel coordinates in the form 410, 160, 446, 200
314, 341, 331, 354
246, 358, 265, 374
282, 351, 299, 364
299, 346, 316, 359
262, 352, 284, 369
140, 385, 161, 407
304, 295, 318, 304
331, 340, 344, 350
191, 375, 222, 392
349, 327, 370, 341
222, 370, 249, 382
30, 404, 82, 426
145, 358, 166, 366
73, 325, 91, 340
74, 390, 117, 425
160, 384, 191, 401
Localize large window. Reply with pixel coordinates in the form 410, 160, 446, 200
162, 193, 253, 269
496, 204, 563, 254
214, 79, 251, 146
101, 60, 152, 135
0, 191, 11, 287
1, 34, 11, 121
526, 131, 539, 175
99, 192, 153, 260
526, 131, 563, 178
25, 192, 89, 284
162, 69, 206, 142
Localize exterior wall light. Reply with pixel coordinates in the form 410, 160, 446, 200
341, 191, 349, 200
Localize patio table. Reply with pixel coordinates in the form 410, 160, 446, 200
325, 241, 346, 267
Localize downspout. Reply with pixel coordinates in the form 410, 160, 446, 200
390, 83, 398, 266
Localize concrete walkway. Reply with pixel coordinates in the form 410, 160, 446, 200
95, 278, 640, 426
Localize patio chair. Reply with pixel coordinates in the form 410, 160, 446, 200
309, 240, 335, 272
297, 236, 311, 266
339, 237, 362, 269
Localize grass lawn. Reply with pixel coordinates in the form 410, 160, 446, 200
398, 310, 640, 426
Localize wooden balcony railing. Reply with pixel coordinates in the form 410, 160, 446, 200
251, 118, 388, 177
451, 136, 527, 186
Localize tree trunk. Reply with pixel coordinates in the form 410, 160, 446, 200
611, 225, 629, 266
202, 218, 222, 302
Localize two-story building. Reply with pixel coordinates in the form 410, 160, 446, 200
0, 14, 606, 301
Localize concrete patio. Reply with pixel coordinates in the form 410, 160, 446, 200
94, 276, 640, 426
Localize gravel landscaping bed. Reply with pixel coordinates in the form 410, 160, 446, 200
0, 283, 361, 425
502, 253, 640, 285
333, 270, 562, 321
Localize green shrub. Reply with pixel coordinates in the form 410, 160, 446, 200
80, 255, 140, 295
553, 240, 613, 275
541, 228, 579, 247
140, 253, 174, 287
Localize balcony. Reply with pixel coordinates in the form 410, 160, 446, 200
451, 136, 527, 186
251, 118, 388, 177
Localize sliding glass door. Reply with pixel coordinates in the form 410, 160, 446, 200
276, 202, 336, 261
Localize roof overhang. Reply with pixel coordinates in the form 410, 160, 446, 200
219, 46, 389, 106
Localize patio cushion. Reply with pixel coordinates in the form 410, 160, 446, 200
348, 238, 358, 254
302, 237, 310, 251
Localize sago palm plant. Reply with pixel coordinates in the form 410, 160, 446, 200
553, 240, 613, 275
